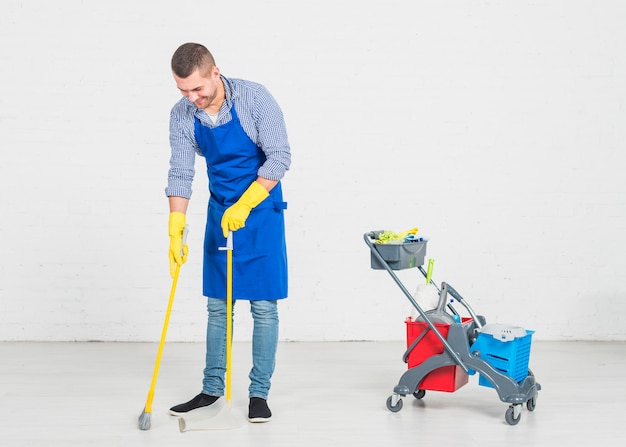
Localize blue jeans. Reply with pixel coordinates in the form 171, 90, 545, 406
203, 298, 279, 400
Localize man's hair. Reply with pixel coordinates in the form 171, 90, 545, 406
171, 43, 216, 78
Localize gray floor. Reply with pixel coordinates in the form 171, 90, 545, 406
1, 340, 625, 446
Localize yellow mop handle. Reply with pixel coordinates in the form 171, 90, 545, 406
426, 258, 434, 284
144, 263, 180, 413
226, 232, 234, 406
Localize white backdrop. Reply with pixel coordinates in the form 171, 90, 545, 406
1, 0, 624, 341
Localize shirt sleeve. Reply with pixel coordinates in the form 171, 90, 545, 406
165, 101, 198, 199
252, 86, 292, 181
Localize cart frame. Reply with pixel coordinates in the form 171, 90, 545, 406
364, 231, 541, 425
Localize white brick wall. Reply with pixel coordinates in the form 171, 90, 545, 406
1, 0, 625, 341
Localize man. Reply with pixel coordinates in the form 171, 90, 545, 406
165, 43, 291, 423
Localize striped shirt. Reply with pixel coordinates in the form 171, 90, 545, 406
165, 75, 291, 199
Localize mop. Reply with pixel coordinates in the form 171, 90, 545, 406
138, 226, 187, 430
411, 258, 440, 319
178, 231, 242, 431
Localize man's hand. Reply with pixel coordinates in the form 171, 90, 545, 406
221, 181, 269, 237
168, 211, 188, 277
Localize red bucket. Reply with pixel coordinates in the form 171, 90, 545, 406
405, 317, 470, 392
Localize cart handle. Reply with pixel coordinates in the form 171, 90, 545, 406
441, 282, 483, 330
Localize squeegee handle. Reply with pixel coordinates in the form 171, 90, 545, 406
444, 282, 463, 302
219, 231, 233, 251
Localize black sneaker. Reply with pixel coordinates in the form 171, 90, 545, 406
248, 397, 272, 423
169, 393, 219, 416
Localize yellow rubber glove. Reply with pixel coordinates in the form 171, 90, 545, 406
168, 211, 188, 278
221, 181, 269, 237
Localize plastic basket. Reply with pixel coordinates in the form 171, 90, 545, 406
470, 327, 534, 388
371, 241, 427, 270
405, 317, 471, 392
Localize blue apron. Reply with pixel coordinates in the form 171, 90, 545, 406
194, 105, 288, 300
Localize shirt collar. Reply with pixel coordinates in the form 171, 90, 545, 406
220, 74, 238, 109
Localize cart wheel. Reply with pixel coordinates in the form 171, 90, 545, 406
413, 390, 426, 400
386, 396, 403, 413
505, 405, 521, 425
526, 396, 536, 412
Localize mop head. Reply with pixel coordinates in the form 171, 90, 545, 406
412, 283, 440, 317
178, 399, 242, 431
138, 408, 151, 430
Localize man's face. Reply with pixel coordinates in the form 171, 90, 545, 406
174, 66, 220, 110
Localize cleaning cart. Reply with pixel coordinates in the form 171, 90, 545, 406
364, 231, 541, 425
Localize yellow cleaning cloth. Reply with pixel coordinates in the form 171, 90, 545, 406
376, 227, 419, 244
